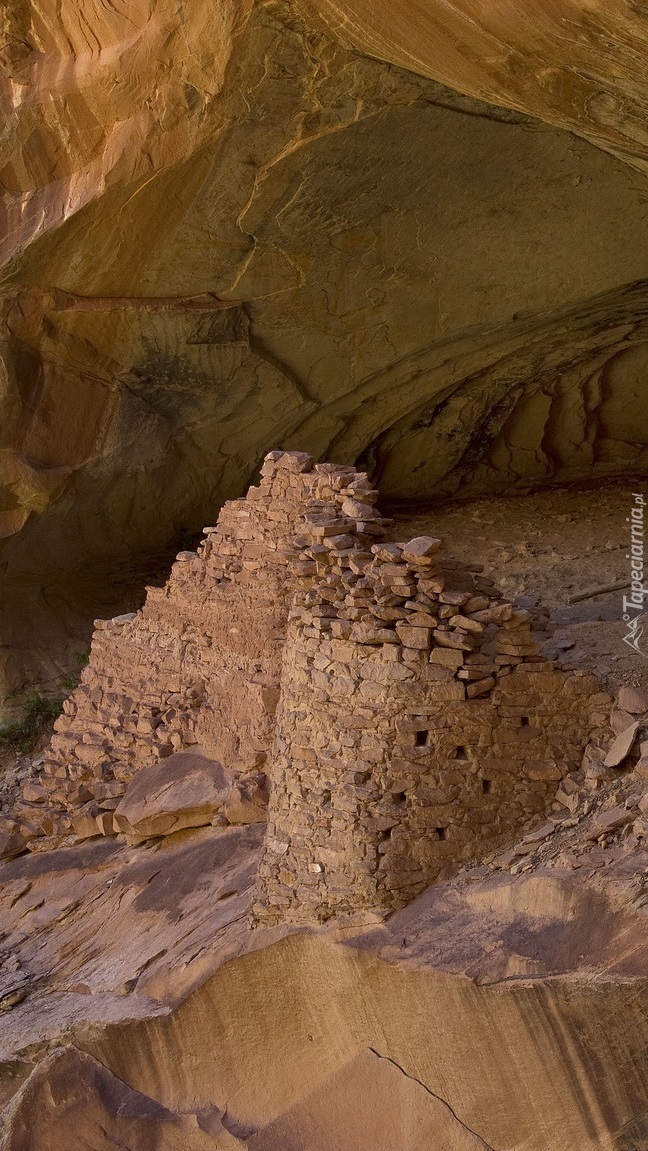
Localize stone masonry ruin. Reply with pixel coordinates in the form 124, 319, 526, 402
11, 452, 607, 922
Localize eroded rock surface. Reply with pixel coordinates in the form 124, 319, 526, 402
1, 811, 648, 1150
4, 1, 648, 703
1, 1046, 239, 1151
3, 1, 648, 1142
247, 1048, 491, 1151
313, 1, 648, 169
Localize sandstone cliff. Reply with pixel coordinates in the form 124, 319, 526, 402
0, 455, 646, 1149
3, 1, 648, 705
2, 3, 648, 1145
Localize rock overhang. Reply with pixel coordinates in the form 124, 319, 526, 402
3, 2, 648, 703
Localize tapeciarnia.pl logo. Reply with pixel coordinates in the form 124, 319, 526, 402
623, 492, 647, 656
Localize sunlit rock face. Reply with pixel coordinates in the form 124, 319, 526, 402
313, 1, 648, 169
3, 0, 648, 706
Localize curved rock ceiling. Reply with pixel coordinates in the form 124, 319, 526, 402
314, 0, 648, 169
2, 0, 648, 705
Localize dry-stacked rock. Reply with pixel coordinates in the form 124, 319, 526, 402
6, 450, 608, 929
11, 452, 387, 848
252, 535, 604, 923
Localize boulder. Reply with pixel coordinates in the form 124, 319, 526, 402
218, 783, 270, 827
114, 750, 268, 843
610, 709, 636, 734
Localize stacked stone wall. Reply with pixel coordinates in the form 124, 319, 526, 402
18, 452, 386, 841
10, 449, 608, 925
253, 534, 604, 922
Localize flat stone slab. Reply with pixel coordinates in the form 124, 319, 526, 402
604, 722, 640, 768
618, 686, 648, 714
114, 749, 267, 842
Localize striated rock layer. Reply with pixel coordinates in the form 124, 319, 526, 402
312, 0, 648, 171
0, 456, 646, 1146
2, 815, 648, 1150
4, 2, 648, 705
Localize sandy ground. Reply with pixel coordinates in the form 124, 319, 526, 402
390, 478, 648, 695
